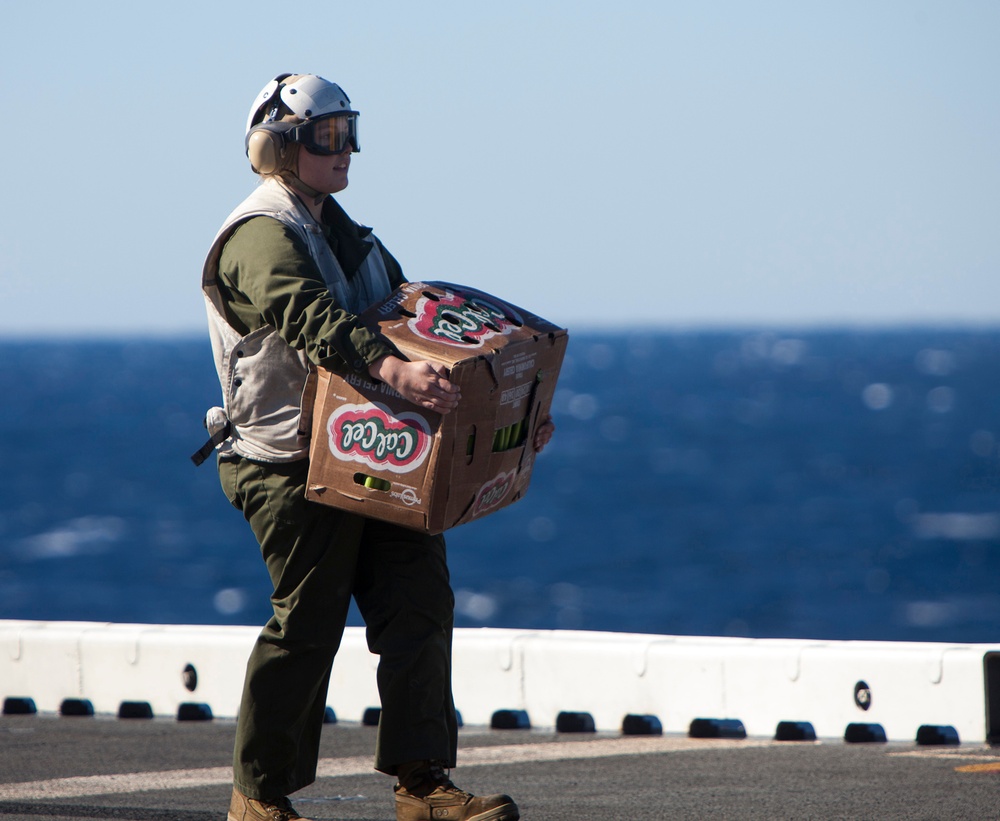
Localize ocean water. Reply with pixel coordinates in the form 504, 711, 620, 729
2, 329, 999, 644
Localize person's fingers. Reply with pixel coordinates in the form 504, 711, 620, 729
434, 376, 460, 396
419, 384, 461, 413
533, 418, 556, 452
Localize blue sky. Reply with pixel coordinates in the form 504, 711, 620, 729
2, 1, 998, 335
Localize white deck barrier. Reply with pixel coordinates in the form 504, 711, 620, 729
2, 620, 998, 745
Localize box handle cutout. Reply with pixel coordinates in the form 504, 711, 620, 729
354, 473, 391, 492
492, 418, 527, 452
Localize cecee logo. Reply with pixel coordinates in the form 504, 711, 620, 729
408, 287, 521, 348
472, 469, 517, 516
327, 403, 432, 474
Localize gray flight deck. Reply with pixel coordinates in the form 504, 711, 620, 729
1, 714, 998, 820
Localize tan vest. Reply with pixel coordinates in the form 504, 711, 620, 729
200, 178, 392, 463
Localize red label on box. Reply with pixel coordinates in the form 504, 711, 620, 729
326, 402, 433, 474
472, 469, 518, 517
408, 286, 523, 349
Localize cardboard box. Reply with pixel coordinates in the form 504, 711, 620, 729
306, 281, 568, 534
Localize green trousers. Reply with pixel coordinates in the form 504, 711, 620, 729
218, 454, 458, 800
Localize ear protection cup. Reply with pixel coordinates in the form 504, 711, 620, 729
246, 125, 286, 175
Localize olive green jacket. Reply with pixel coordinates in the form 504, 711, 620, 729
200, 177, 404, 463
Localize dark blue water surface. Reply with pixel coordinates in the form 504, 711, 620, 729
2, 330, 999, 643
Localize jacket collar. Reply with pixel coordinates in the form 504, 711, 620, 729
320, 196, 373, 277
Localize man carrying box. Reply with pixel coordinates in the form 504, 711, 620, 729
197, 73, 552, 821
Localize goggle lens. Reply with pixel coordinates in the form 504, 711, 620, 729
293, 114, 359, 154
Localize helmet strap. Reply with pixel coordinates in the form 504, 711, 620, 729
282, 172, 327, 207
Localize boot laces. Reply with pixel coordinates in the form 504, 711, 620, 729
427, 763, 471, 800
263, 797, 300, 821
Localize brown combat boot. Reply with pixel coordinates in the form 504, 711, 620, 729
228, 786, 312, 821
394, 761, 519, 821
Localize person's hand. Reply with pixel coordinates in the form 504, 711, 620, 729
369, 355, 461, 413
533, 414, 555, 452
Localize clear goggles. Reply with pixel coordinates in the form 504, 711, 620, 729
288, 113, 360, 155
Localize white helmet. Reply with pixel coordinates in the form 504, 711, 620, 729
245, 73, 357, 134
245, 73, 360, 174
